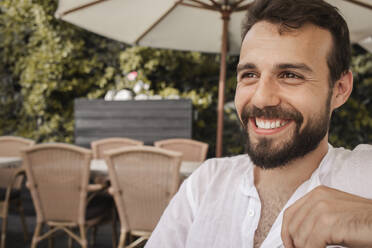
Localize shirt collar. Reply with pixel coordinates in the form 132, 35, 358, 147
239, 159, 256, 197
238, 143, 334, 198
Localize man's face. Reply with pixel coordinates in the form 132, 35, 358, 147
235, 21, 334, 169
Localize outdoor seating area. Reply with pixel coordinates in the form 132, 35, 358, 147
0, 136, 208, 247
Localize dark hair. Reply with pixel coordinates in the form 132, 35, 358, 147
241, 0, 351, 86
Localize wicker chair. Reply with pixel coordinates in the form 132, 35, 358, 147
22, 143, 114, 248
104, 146, 182, 248
0, 136, 34, 248
91, 138, 144, 159
154, 138, 208, 162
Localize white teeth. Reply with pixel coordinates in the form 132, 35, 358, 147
276, 120, 281, 128
264, 122, 271, 129
270, 122, 276, 129
256, 120, 264, 128
256, 120, 264, 129
255, 118, 288, 129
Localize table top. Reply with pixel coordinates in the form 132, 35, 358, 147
0, 157, 203, 177
90, 159, 202, 177
0, 157, 23, 168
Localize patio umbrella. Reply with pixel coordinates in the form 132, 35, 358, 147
55, 0, 372, 157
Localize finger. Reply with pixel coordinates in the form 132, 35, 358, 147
282, 202, 308, 248
305, 235, 327, 248
281, 204, 297, 247
281, 186, 328, 247
282, 200, 318, 248
292, 204, 329, 248
281, 222, 294, 248
304, 213, 334, 248
288, 210, 316, 247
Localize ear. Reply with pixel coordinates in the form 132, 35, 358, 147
331, 70, 353, 110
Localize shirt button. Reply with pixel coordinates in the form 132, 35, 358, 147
248, 209, 255, 217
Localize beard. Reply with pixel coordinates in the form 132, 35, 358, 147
240, 98, 331, 169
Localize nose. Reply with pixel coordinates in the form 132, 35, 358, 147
250, 76, 280, 109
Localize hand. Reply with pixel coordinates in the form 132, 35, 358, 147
281, 185, 372, 248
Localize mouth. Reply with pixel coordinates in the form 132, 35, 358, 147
250, 117, 292, 135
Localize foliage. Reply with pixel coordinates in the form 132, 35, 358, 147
0, 0, 371, 158
329, 47, 372, 148
0, 0, 125, 143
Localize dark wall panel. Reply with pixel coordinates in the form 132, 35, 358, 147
74, 99, 192, 147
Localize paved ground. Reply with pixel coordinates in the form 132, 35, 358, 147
4, 190, 146, 248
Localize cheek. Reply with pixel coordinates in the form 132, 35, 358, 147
292, 89, 328, 117
287, 96, 323, 129
234, 85, 254, 116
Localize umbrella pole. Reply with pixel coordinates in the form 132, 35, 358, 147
216, 11, 230, 157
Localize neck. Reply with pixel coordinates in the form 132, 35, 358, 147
254, 137, 329, 193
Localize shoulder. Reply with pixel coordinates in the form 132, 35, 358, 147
322, 144, 372, 197
188, 154, 252, 186
328, 144, 372, 171
183, 154, 252, 208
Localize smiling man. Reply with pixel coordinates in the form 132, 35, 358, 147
145, 0, 372, 247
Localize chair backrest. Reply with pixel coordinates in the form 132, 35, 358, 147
91, 137, 144, 159
0, 167, 22, 189
0, 136, 35, 157
21, 143, 92, 224
0, 136, 35, 188
104, 146, 181, 232
154, 138, 208, 162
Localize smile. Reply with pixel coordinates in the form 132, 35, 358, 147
250, 117, 292, 135
255, 118, 288, 129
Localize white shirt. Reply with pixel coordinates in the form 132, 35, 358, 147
145, 144, 372, 248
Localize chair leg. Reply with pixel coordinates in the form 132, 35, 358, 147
31, 222, 43, 248
79, 225, 87, 248
47, 226, 54, 248
68, 236, 73, 248
1, 214, 8, 248
92, 226, 97, 247
111, 209, 118, 248
48, 237, 54, 248
17, 198, 30, 241
118, 231, 127, 248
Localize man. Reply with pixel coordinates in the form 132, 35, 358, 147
145, 0, 372, 247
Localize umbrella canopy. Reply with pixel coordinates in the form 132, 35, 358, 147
56, 0, 249, 54
55, 0, 372, 156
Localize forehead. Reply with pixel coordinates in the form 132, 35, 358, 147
239, 21, 333, 68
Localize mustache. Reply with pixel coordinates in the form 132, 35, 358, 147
241, 105, 303, 127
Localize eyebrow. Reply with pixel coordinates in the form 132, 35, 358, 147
236, 63, 256, 74
236, 62, 314, 74
276, 63, 314, 73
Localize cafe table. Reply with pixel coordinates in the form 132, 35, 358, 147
0, 157, 23, 168
0, 157, 203, 177
90, 159, 202, 178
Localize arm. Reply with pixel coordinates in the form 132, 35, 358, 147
281, 185, 372, 248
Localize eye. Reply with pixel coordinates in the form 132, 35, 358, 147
238, 72, 259, 85
241, 72, 258, 78
239, 72, 259, 82
279, 72, 302, 79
